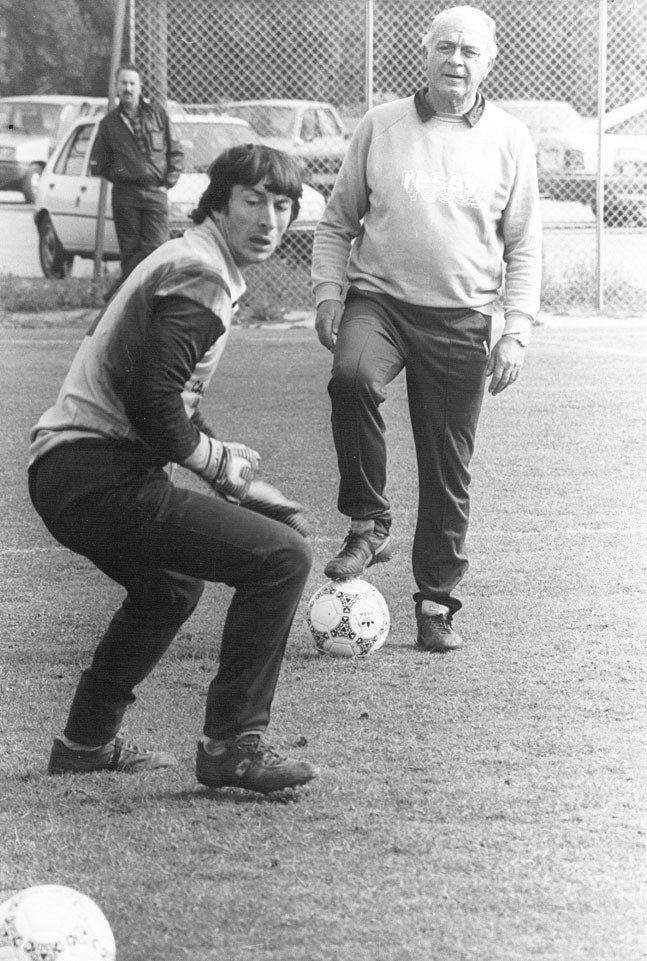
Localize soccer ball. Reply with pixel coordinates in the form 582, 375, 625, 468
0, 885, 116, 961
306, 578, 390, 657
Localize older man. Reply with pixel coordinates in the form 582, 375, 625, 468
312, 5, 542, 651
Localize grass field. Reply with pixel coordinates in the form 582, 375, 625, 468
0, 311, 645, 961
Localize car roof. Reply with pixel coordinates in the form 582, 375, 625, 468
493, 98, 580, 112
174, 113, 253, 125
0, 95, 106, 105
60, 113, 254, 129
221, 99, 337, 109
603, 97, 647, 128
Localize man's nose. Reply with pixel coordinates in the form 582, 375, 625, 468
257, 201, 278, 230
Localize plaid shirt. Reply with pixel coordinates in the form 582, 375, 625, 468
127, 108, 149, 159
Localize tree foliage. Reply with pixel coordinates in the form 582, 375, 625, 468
0, 0, 113, 96
0, 0, 645, 115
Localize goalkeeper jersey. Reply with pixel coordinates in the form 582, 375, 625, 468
29, 216, 245, 468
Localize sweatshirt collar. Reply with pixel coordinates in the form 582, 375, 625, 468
414, 86, 484, 126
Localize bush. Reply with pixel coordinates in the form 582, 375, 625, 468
0, 274, 109, 313
1, 256, 315, 321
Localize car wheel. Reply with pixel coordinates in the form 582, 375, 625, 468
38, 214, 73, 279
21, 163, 44, 204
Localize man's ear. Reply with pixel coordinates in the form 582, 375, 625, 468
482, 57, 494, 81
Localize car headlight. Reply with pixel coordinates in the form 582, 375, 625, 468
0, 145, 15, 161
614, 158, 646, 178
169, 200, 194, 221
564, 149, 585, 172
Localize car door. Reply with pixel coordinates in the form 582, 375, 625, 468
44, 123, 99, 252
80, 127, 119, 254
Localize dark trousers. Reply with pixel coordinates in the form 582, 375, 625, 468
112, 189, 169, 281
329, 289, 491, 613
28, 442, 312, 746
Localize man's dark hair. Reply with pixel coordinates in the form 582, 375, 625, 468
191, 143, 302, 225
116, 61, 140, 78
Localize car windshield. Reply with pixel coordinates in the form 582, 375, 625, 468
0, 102, 63, 136
175, 120, 258, 172
223, 105, 296, 140
497, 101, 586, 136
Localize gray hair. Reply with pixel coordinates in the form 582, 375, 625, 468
421, 5, 497, 59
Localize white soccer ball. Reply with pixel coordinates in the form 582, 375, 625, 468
306, 577, 390, 657
0, 885, 116, 961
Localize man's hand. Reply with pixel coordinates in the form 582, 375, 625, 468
212, 442, 259, 501
315, 300, 344, 352
221, 442, 260, 472
240, 479, 310, 537
486, 336, 526, 396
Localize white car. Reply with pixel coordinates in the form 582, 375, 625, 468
34, 113, 327, 278
0, 95, 106, 203
496, 97, 647, 224
216, 99, 349, 197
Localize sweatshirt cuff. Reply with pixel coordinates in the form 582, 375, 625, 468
314, 282, 344, 307
502, 311, 533, 347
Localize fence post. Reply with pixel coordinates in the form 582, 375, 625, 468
93, 0, 128, 284
365, 0, 374, 113
595, 0, 608, 312
148, 0, 168, 102
128, 0, 135, 63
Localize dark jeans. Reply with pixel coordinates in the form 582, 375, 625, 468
112, 187, 169, 281
329, 288, 491, 614
28, 441, 312, 746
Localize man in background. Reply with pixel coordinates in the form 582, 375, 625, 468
312, 5, 542, 652
94, 62, 184, 289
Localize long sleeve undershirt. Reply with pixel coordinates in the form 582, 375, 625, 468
122, 295, 225, 464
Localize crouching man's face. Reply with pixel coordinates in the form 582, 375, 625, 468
217, 179, 294, 268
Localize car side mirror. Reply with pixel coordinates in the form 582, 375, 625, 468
89, 159, 100, 177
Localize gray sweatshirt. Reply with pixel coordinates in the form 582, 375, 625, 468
312, 91, 542, 341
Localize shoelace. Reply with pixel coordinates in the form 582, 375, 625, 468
236, 736, 286, 767
118, 739, 151, 758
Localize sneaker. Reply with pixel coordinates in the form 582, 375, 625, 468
196, 733, 318, 794
324, 519, 392, 580
48, 735, 177, 774
415, 603, 463, 653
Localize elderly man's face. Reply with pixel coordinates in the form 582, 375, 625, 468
424, 13, 493, 112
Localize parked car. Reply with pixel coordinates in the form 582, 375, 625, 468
588, 97, 647, 225
495, 97, 647, 224
34, 113, 327, 278
216, 99, 349, 197
0, 95, 106, 203
494, 99, 592, 198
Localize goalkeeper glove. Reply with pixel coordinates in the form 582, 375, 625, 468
239, 479, 310, 538
182, 434, 260, 502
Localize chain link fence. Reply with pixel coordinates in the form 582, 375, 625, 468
124, 0, 647, 315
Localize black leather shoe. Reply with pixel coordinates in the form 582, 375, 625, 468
324, 521, 392, 580
196, 734, 318, 794
415, 607, 463, 652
